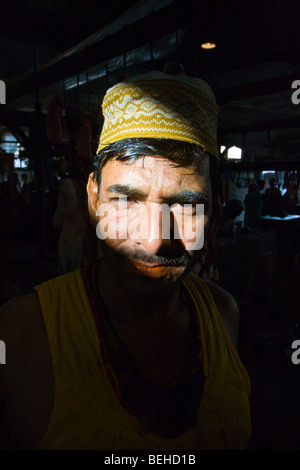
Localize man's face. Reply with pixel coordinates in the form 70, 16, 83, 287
93, 155, 212, 299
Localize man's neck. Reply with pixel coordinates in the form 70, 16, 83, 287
94, 257, 193, 392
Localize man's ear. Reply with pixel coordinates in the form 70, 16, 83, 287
86, 173, 99, 226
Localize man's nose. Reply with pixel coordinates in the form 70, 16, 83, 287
139, 203, 173, 254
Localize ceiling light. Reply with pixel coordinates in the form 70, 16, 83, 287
201, 42, 216, 50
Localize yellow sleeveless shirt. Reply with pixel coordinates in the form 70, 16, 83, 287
34, 269, 251, 450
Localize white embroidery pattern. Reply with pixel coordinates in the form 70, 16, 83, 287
97, 74, 219, 157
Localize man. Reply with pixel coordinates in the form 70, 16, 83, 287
263, 177, 286, 217
0, 71, 251, 450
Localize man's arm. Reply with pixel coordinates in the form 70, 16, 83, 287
0, 292, 53, 450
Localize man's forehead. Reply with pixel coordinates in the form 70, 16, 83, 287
100, 155, 211, 198
103, 154, 210, 180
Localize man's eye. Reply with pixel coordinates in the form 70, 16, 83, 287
181, 202, 208, 215
110, 197, 137, 204
171, 203, 193, 216
178, 203, 197, 212
172, 203, 206, 216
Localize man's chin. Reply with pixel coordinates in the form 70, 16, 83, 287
114, 258, 192, 300
100, 243, 198, 299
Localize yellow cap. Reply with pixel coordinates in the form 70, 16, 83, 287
97, 71, 219, 158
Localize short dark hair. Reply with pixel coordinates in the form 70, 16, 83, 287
93, 138, 223, 224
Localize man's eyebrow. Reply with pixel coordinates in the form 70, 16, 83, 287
165, 190, 208, 206
106, 184, 147, 198
106, 185, 208, 205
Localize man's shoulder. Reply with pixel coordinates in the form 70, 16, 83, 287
0, 291, 45, 373
0, 291, 54, 450
0, 291, 42, 336
197, 278, 240, 349
203, 279, 239, 312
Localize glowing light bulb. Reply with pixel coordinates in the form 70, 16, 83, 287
201, 42, 216, 50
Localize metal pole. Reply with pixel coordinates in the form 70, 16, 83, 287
33, 39, 46, 260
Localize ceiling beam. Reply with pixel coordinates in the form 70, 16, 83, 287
215, 73, 299, 104
218, 116, 300, 135
219, 160, 300, 172
7, 2, 190, 103
0, 107, 33, 127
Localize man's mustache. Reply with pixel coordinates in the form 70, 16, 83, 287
115, 247, 192, 267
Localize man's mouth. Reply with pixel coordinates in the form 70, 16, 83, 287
129, 260, 180, 278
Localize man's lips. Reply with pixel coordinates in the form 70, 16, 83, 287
129, 260, 179, 277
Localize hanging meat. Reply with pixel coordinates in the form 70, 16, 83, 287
76, 109, 93, 164
45, 96, 70, 146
